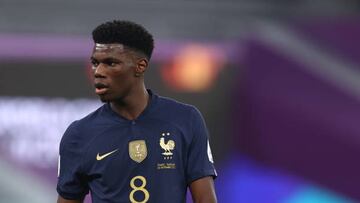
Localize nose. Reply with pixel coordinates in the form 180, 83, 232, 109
94, 63, 106, 78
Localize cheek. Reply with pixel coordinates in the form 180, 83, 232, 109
110, 69, 135, 86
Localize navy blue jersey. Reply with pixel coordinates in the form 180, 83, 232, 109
57, 90, 217, 203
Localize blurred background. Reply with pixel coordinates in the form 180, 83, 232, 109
0, 0, 360, 202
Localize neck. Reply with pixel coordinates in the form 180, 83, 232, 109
110, 85, 149, 120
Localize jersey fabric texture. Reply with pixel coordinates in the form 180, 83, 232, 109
57, 90, 217, 203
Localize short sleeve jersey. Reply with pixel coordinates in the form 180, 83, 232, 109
57, 90, 217, 203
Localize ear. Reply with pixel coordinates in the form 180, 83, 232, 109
135, 58, 148, 77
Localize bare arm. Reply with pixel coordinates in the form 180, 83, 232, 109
57, 195, 83, 203
189, 176, 217, 203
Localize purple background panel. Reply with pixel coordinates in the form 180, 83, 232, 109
294, 17, 360, 66
234, 40, 360, 200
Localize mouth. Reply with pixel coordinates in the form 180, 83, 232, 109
94, 83, 109, 95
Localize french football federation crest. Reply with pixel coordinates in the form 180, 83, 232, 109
129, 140, 147, 163
160, 132, 175, 156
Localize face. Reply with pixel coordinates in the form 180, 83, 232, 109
90, 44, 142, 102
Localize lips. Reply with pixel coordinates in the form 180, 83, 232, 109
94, 83, 109, 95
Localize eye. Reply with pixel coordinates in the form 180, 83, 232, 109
91, 60, 99, 68
110, 62, 117, 67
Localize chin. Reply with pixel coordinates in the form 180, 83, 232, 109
98, 95, 110, 103
100, 98, 109, 103
99, 94, 123, 103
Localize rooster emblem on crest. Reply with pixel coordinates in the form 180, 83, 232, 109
160, 137, 175, 156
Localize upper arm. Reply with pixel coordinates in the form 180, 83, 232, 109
186, 108, 218, 202
57, 195, 83, 203
189, 176, 217, 203
57, 122, 89, 200
186, 107, 217, 183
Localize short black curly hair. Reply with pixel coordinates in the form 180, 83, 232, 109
92, 20, 154, 59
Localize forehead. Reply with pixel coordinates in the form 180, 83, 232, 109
95, 43, 125, 50
91, 43, 128, 58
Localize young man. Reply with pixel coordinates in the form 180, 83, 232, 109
57, 20, 217, 203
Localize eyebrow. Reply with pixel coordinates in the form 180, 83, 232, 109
90, 56, 120, 62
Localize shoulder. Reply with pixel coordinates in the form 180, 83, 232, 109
153, 95, 204, 121
156, 95, 199, 115
73, 104, 109, 128
151, 95, 204, 128
60, 104, 107, 150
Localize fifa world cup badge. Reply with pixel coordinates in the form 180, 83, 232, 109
129, 140, 147, 163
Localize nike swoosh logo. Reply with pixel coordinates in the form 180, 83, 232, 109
96, 149, 118, 161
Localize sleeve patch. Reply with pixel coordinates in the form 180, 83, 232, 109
57, 155, 61, 177
207, 141, 214, 163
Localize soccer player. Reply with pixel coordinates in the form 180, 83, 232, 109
57, 20, 217, 203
